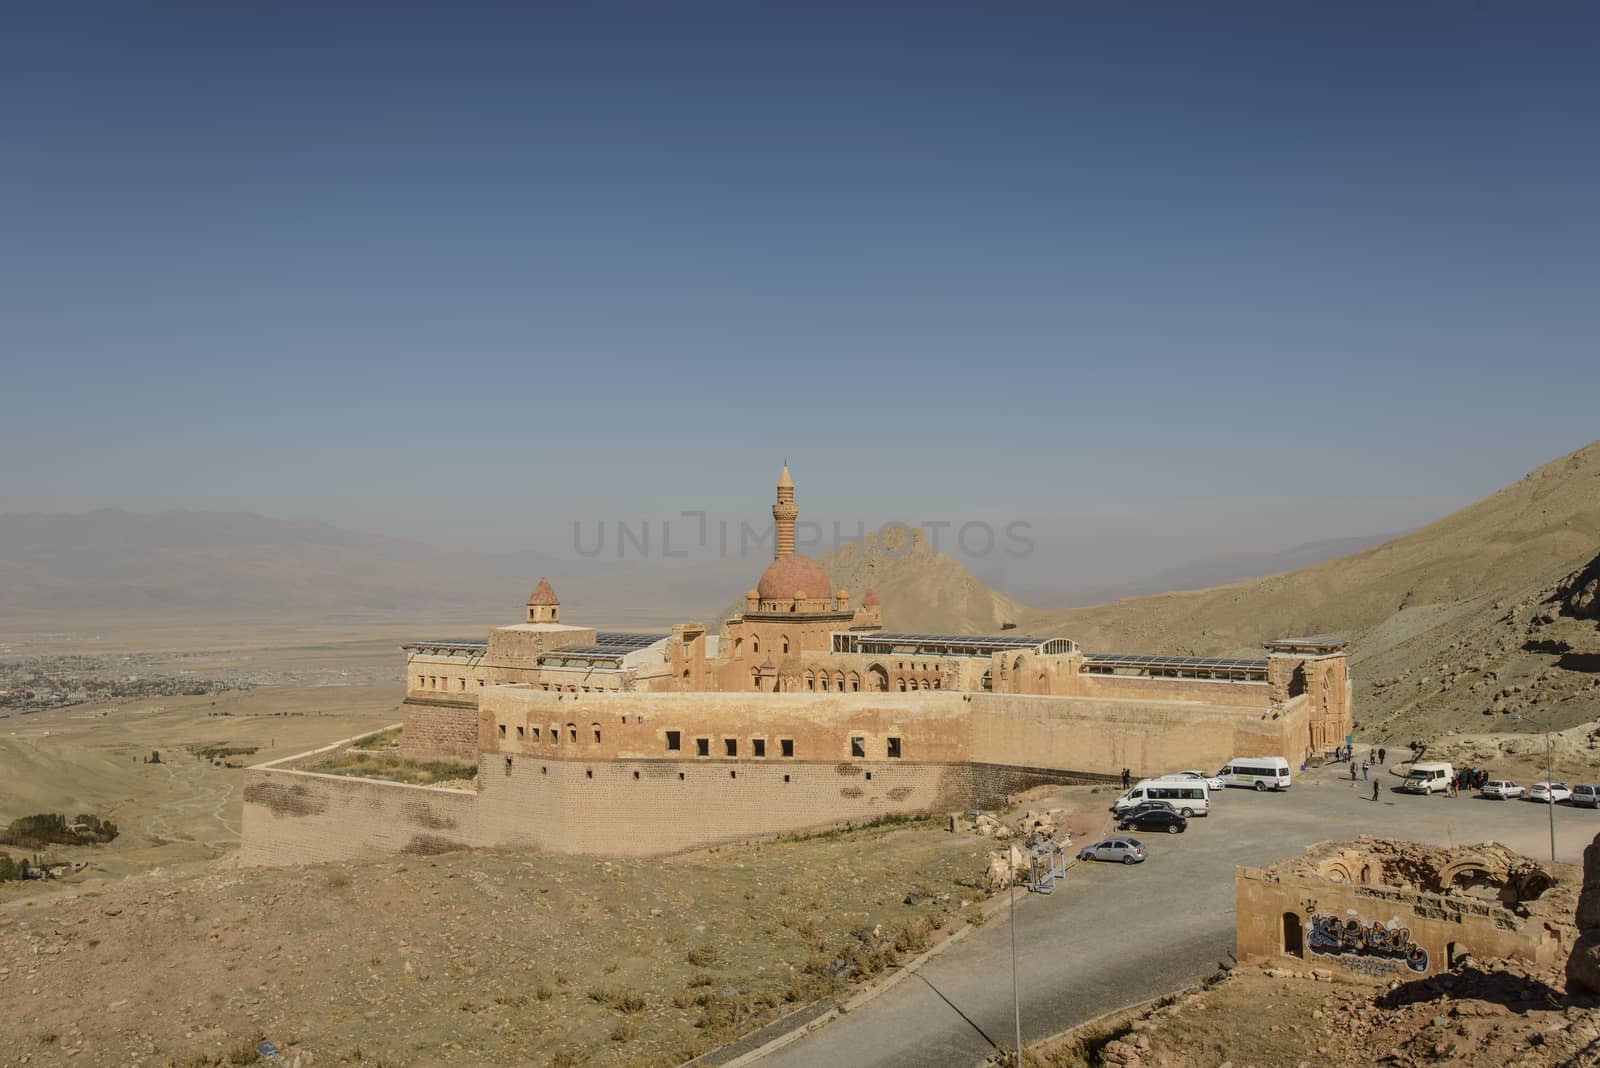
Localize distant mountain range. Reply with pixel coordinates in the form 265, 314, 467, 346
6, 438, 1598, 739
0, 506, 1394, 633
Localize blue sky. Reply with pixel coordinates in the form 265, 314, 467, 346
2, 3, 1596, 585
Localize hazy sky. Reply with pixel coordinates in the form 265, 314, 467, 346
3, 3, 1596, 586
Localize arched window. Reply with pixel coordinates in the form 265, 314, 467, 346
848, 671, 860, 692
805, 670, 815, 690
835, 672, 846, 691
567, 723, 578, 743
752, 669, 761, 689
752, 636, 760, 654
898, 678, 907, 692
781, 635, 791, 654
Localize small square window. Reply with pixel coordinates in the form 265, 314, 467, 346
696, 738, 710, 757
724, 738, 737, 758
783, 774, 791, 783
666, 730, 681, 751
850, 737, 865, 758
498, 724, 506, 738
517, 726, 525, 739
752, 738, 766, 758
781, 738, 794, 758
887, 737, 901, 759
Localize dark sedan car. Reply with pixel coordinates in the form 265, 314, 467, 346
1117, 809, 1188, 835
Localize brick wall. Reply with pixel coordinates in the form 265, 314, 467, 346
240, 766, 478, 866
401, 701, 480, 760
1075, 673, 1273, 707
473, 755, 969, 856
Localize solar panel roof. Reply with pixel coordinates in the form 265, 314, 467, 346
857, 633, 1052, 649
543, 647, 630, 661
1082, 653, 1268, 671
402, 639, 488, 650
592, 632, 666, 649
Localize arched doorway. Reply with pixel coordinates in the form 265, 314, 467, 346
868, 664, 889, 692
1282, 912, 1304, 958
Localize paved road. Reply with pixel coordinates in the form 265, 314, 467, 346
760, 766, 1600, 1068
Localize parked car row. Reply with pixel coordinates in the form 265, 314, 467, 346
1484, 781, 1599, 806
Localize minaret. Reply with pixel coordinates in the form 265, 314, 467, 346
772, 464, 797, 560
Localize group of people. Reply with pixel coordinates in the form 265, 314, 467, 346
1333, 744, 1388, 765
1452, 767, 1490, 796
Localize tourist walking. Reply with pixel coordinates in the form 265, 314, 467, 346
1372, 779, 1380, 802
1362, 760, 1369, 781
1350, 762, 1358, 782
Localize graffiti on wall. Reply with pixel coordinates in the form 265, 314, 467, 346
1306, 911, 1429, 973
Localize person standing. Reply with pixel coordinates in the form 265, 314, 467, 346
1121, 767, 1131, 789
1378, 746, 1387, 765
1362, 760, 1370, 781
1350, 762, 1358, 782
1372, 779, 1380, 802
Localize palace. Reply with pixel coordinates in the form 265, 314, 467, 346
242, 468, 1354, 865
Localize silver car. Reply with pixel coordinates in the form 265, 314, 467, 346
1571, 785, 1599, 809
1078, 837, 1147, 865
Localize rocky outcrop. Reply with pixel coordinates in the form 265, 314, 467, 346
1565, 831, 1600, 993
1557, 552, 1600, 619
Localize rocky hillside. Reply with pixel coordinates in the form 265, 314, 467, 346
1011, 439, 1600, 738
1021, 439, 1600, 655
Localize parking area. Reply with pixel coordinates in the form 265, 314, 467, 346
759, 760, 1600, 1068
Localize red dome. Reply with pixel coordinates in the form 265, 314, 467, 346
755, 555, 833, 600
526, 577, 560, 606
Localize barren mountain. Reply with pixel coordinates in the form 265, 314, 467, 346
1018, 439, 1600, 738
718, 525, 1031, 634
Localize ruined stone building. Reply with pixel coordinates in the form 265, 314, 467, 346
243, 468, 1356, 864
1236, 838, 1575, 980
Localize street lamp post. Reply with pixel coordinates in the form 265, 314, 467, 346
1008, 840, 1022, 1063
1546, 730, 1557, 864
1512, 713, 1557, 863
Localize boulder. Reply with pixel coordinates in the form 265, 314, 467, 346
1567, 832, 1600, 994
1566, 929, 1600, 995
1577, 835, 1600, 931
984, 844, 1029, 891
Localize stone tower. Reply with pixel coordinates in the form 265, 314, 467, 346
773, 464, 797, 560
526, 577, 560, 624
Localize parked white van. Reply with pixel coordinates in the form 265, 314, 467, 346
1112, 778, 1211, 818
1217, 757, 1292, 791
1401, 762, 1454, 795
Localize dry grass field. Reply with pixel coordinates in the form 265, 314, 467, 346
0, 815, 996, 1067
0, 622, 409, 895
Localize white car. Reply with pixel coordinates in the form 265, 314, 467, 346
1175, 769, 1226, 791
1572, 785, 1599, 809
1481, 780, 1524, 800
1527, 782, 1572, 803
